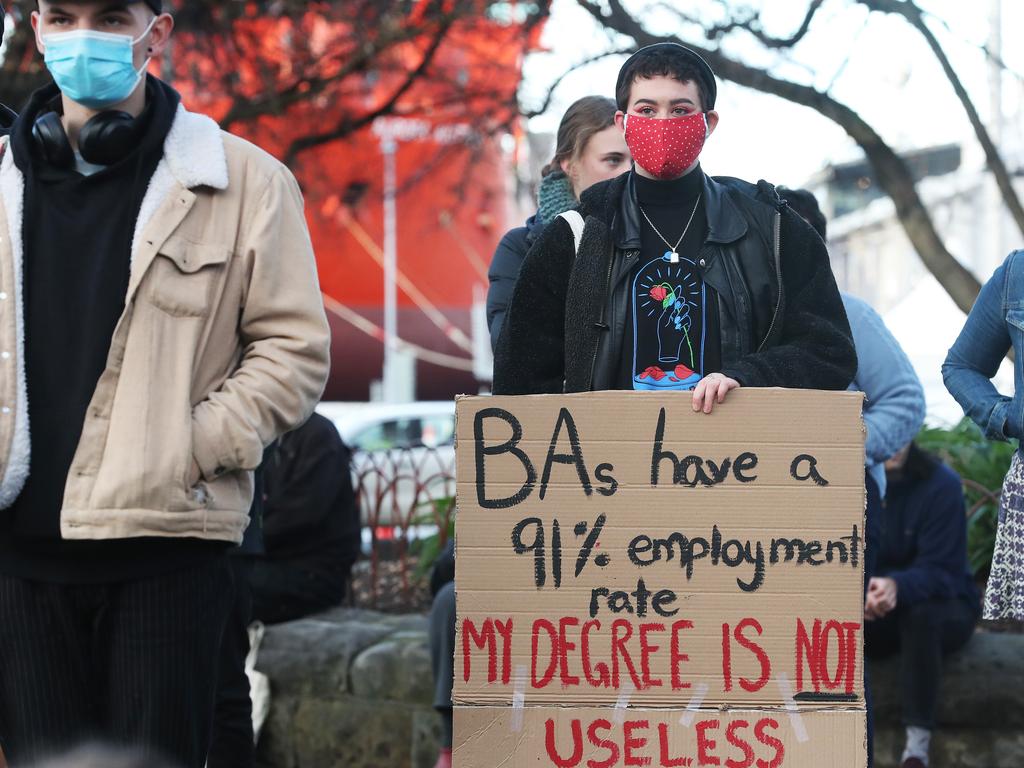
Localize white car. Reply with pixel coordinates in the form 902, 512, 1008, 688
316, 401, 456, 528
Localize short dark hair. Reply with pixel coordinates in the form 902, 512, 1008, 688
778, 186, 827, 241
615, 44, 716, 113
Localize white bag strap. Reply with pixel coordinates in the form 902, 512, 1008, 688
558, 210, 585, 256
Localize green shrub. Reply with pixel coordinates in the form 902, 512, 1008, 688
916, 418, 1016, 577
410, 496, 455, 580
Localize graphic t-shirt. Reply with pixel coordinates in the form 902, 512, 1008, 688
621, 169, 720, 390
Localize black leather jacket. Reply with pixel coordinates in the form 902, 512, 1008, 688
493, 171, 856, 395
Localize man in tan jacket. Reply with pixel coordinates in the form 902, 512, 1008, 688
0, 1, 330, 765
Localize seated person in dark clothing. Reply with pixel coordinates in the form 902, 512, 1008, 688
248, 412, 361, 625
428, 541, 456, 768
865, 442, 981, 768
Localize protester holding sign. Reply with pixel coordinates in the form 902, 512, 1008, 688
944, 253, 1024, 621
0, 1, 330, 764
492, 43, 856, 405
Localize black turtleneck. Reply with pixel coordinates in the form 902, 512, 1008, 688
619, 166, 721, 389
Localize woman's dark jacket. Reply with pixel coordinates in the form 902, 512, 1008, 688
492, 172, 857, 394
487, 214, 545, 350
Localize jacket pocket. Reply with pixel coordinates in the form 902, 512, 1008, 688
147, 237, 231, 317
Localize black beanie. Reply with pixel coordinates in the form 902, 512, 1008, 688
616, 42, 718, 111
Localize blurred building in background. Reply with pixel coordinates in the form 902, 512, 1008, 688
810, 142, 1023, 424
172, 4, 545, 402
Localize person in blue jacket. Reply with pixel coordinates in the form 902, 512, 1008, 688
865, 442, 980, 768
780, 188, 925, 569
944, 251, 1024, 622
487, 95, 630, 349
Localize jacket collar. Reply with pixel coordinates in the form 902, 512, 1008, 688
163, 104, 228, 191
609, 171, 748, 249
702, 174, 748, 244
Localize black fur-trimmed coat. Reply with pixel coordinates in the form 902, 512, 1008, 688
492, 172, 856, 395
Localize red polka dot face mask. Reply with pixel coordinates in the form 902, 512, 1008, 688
623, 112, 708, 179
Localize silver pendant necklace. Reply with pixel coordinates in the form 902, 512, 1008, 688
638, 192, 702, 264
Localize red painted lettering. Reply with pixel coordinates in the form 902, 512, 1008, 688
671, 620, 694, 691
724, 720, 754, 768
586, 718, 619, 768
821, 620, 846, 690
639, 624, 666, 689
545, 718, 583, 768
734, 619, 771, 693
495, 618, 513, 684
462, 618, 497, 683
696, 720, 721, 766
582, 620, 611, 688
559, 617, 582, 687
612, 619, 643, 690
842, 622, 860, 694
721, 623, 732, 692
795, 618, 820, 692
532, 618, 558, 688
754, 718, 785, 768
624, 720, 652, 766
658, 722, 692, 767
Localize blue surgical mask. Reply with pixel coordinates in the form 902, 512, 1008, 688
40, 19, 155, 110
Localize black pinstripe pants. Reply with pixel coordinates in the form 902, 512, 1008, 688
0, 556, 233, 768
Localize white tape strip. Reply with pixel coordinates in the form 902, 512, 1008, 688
775, 673, 809, 743
510, 665, 528, 733
678, 682, 710, 727
612, 680, 636, 724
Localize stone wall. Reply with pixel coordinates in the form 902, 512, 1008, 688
254, 608, 441, 768
868, 631, 1024, 768
254, 609, 1023, 768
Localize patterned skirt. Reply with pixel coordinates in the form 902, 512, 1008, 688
985, 450, 1024, 620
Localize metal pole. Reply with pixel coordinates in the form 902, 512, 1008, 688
381, 138, 398, 401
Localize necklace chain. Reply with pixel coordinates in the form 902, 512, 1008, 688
638, 192, 703, 255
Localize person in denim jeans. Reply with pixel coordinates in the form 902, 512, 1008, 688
943, 251, 1024, 620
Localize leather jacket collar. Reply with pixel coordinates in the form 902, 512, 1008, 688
612, 170, 749, 250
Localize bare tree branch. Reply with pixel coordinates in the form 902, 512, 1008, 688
520, 48, 635, 118
283, 18, 452, 165
576, 0, 981, 313
704, 0, 826, 49
858, 0, 1024, 240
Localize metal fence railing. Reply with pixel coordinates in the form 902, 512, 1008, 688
351, 445, 456, 608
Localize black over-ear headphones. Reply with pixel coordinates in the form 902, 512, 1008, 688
32, 110, 144, 169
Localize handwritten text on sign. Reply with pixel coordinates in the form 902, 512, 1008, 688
454, 391, 866, 709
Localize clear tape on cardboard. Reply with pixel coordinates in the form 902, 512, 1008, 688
511, 665, 528, 733
678, 682, 710, 727
775, 673, 810, 743
612, 681, 636, 725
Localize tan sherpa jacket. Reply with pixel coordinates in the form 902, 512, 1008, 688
0, 103, 331, 543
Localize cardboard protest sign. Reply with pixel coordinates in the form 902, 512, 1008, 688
456, 707, 865, 768
453, 389, 866, 766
